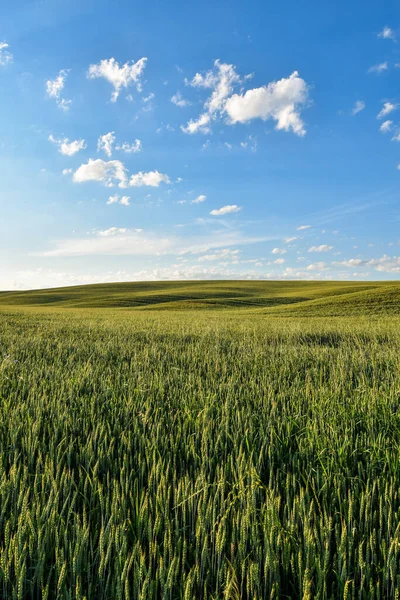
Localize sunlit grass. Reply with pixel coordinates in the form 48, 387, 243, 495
1, 291, 400, 597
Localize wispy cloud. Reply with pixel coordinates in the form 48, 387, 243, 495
368, 62, 389, 74
37, 228, 267, 257
0, 41, 13, 66
377, 102, 398, 119
378, 26, 396, 41
351, 100, 365, 115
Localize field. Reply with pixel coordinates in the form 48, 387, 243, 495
1, 280, 400, 599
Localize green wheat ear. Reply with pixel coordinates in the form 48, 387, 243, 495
0, 290, 400, 598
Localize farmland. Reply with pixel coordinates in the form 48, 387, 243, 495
0, 281, 400, 598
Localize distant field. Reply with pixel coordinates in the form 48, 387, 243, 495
1, 281, 400, 598
1, 279, 400, 315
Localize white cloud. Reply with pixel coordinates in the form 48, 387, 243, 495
116, 139, 142, 153
46, 69, 71, 110
171, 91, 191, 107
62, 168, 73, 175
181, 60, 242, 134
308, 244, 333, 252
182, 113, 211, 134
73, 158, 127, 187
97, 132, 115, 157
0, 42, 13, 66
142, 92, 155, 103
274, 258, 285, 264
49, 134, 86, 156
98, 227, 128, 236
296, 224, 311, 230
351, 100, 365, 115
306, 262, 327, 271
380, 120, 393, 132
378, 26, 396, 41
87, 57, 147, 102
377, 102, 398, 118
284, 236, 297, 243
210, 204, 241, 215
336, 255, 400, 273
240, 135, 258, 152
198, 248, 240, 262
225, 71, 309, 136
98, 132, 142, 156
191, 194, 207, 204
272, 247, 287, 255
368, 62, 388, 74
38, 228, 266, 258
73, 159, 170, 189
129, 171, 170, 187
107, 194, 131, 206
183, 61, 309, 137
187, 59, 240, 110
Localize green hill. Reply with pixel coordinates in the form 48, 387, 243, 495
0, 280, 399, 315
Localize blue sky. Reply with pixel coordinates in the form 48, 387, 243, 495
2, 0, 400, 289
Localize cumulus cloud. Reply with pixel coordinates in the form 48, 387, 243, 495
210, 204, 241, 215
368, 62, 388, 74
87, 57, 147, 101
284, 236, 297, 243
182, 60, 309, 137
335, 255, 400, 273
97, 132, 115, 157
191, 194, 207, 204
377, 102, 398, 118
49, 134, 86, 156
46, 69, 71, 110
380, 120, 393, 133
171, 91, 191, 107
116, 139, 142, 153
186, 59, 240, 114
308, 244, 333, 252
0, 42, 13, 66
378, 26, 396, 41
107, 195, 131, 206
129, 171, 170, 187
98, 132, 142, 157
225, 71, 309, 136
272, 247, 287, 255
296, 224, 311, 230
306, 262, 327, 271
73, 159, 128, 187
274, 258, 285, 264
73, 159, 170, 189
351, 100, 365, 115
182, 113, 211, 134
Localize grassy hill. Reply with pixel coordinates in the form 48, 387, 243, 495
0, 280, 399, 315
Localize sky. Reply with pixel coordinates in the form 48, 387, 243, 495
2, 0, 400, 289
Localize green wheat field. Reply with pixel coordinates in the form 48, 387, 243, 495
1, 280, 400, 599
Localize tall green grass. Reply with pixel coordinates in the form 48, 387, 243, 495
1, 308, 400, 598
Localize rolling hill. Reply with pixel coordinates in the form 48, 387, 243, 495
0, 280, 399, 315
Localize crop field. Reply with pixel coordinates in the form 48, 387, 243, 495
1, 281, 400, 599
